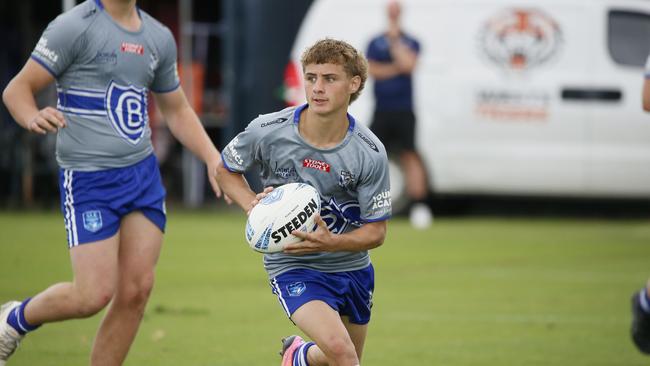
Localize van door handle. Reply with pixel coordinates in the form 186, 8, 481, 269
561, 88, 622, 102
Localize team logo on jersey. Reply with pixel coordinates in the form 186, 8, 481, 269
338, 170, 355, 191
82, 210, 103, 233
120, 42, 144, 55
287, 282, 306, 297
321, 197, 363, 234
106, 81, 148, 145
480, 8, 563, 71
303, 158, 330, 173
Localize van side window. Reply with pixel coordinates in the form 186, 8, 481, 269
608, 10, 650, 67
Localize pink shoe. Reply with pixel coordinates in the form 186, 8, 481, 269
279, 335, 305, 366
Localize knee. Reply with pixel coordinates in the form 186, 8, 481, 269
321, 336, 358, 364
75, 290, 113, 318
117, 273, 155, 309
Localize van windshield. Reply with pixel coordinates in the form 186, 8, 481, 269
608, 10, 650, 67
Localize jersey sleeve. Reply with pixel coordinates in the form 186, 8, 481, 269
357, 151, 392, 222
221, 117, 266, 173
645, 54, 650, 79
150, 28, 180, 93
30, 15, 84, 77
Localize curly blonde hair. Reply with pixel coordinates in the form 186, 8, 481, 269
300, 38, 368, 104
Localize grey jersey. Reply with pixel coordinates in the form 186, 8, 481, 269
31, 0, 180, 170
222, 105, 392, 278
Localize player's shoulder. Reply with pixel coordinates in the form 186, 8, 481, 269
48, 0, 100, 34
140, 9, 174, 41
351, 122, 388, 160
247, 106, 296, 131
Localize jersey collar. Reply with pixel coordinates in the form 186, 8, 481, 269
293, 103, 356, 132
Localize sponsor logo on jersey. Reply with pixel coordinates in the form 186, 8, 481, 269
120, 42, 144, 55
106, 81, 148, 145
34, 37, 59, 63
93, 51, 117, 65
338, 170, 355, 191
287, 282, 306, 297
356, 132, 379, 152
371, 190, 391, 211
226, 137, 244, 166
273, 161, 297, 180
480, 8, 563, 72
82, 210, 103, 233
303, 158, 330, 172
261, 117, 288, 128
270, 198, 319, 244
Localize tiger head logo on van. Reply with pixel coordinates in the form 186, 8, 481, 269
480, 8, 563, 72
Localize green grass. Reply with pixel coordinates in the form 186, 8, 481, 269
0, 210, 649, 365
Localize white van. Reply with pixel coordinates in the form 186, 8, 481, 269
284, 0, 650, 206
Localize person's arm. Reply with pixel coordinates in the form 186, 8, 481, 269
389, 38, 418, 74
215, 160, 272, 214
285, 218, 386, 254
153, 88, 223, 198
2, 59, 66, 134
367, 60, 402, 80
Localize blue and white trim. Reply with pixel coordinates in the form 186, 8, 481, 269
62, 169, 79, 247
270, 277, 291, 318
57, 87, 107, 117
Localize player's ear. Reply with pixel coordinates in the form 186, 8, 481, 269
349, 75, 361, 94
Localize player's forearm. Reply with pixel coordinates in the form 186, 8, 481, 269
2, 78, 41, 130
333, 222, 386, 252
167, 104, 220, 164
368, 61, 402, 80
215, 164, 256, 212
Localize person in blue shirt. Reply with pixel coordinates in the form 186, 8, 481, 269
366, 0, 432, 229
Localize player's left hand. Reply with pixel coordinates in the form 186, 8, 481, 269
284, 215, 336, 254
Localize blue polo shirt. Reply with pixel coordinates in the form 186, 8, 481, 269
366, 33, 420, 112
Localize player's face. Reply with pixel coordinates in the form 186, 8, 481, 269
303, 63, 360, 116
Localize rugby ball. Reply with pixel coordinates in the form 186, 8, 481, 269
245, 183, 321, 253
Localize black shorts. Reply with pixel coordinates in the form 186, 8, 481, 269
369, 110, 416, 153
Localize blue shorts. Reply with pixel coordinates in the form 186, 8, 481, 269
59, 154, 166, 248
269, 264, 375, 325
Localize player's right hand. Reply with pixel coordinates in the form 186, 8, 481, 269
247, 186, 274, 215
27, 107, 66, 134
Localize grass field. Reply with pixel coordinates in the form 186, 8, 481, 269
0, 209, 649, 365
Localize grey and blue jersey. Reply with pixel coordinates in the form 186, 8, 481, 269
222, 105, 392, 278
31, 0, 180, 171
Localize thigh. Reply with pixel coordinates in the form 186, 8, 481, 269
69, 233, 120, 296
118, 211, 163, 281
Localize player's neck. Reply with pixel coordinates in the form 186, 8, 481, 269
101, 0, 141, 32
299, 108, 349, 149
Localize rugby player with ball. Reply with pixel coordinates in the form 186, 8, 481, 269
216, 39, 391, 366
